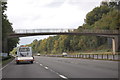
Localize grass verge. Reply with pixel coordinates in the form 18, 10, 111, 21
2, 56, 15, 67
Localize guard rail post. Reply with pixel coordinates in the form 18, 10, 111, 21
113, 54, 115, 60
97, 54, 98, 59
107, 54, 108, 60
101, 54, 103, 59
89, 54, 90, 58
93, 54, 94, 59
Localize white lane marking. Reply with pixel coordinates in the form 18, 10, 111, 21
40, 64, 43, 66
45, 67, 49, 69
39, 63, 68, 79
48, 68, 68, 79
0, 59, 15, 71
59, 75, 68, 79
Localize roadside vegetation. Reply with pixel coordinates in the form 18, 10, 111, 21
2, 56, 14, 66
1, 1, 19, 53
1, 1, 19, 65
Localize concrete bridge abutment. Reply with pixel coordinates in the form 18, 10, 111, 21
112, 36, 120, 54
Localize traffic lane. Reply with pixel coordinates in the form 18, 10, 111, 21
53, 57, 118, 71
2, 60, 60, 78
35, 56, 118, 78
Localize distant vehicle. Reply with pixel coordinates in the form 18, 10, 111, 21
15, 45, 34, 64
37, 53, 40, 56
62, 52, 67, 57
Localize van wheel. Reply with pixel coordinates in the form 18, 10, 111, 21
30, 61, 33, 64
16, 61, 19, 64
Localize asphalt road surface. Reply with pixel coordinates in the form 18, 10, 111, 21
2, 56, 118, 79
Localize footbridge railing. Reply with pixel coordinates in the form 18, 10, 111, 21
14, 29, 120, 35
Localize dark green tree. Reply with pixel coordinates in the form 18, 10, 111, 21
85, 5, 110, 26
94, 9, 120, 30
2, 1, 19, 53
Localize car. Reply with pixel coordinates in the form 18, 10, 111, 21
37, 53, 41, 56
62, 52, 67, 57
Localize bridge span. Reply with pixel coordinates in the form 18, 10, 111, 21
9, 29, 120, 37
5, 29, 120, 54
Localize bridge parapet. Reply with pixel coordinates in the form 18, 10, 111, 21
14, 29, 74, 33
75, 29, 120, 34
8, 29, 120, 54
14, 29, 120, 35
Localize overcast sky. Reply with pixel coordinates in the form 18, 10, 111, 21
6, 0, 104, 46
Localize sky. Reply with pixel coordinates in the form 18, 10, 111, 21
6, 0, 104, 46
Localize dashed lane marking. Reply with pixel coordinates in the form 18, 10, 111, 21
45, 67, 49, 69
40, 64, 43, 66
39, 63, 68, 79
59, 75, 68, 79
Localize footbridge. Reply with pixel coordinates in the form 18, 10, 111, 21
9, 29, 120, 37
6, 29, 120, 54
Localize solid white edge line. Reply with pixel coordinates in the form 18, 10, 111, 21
0, 59, 15, 71
59, 75, 68, 79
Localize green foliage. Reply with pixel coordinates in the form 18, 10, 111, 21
94, 9, 120, 30
85, 5, 110, 25
2, 1, 19, 53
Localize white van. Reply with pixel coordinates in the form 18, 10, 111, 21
15, 46, 34, 64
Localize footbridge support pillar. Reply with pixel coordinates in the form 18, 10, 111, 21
112, 36, 120, 54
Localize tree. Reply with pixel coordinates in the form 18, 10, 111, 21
46, 36, 55, 53
2, 1, 19, 53
85, 5, 110, 25
94, 9, 120, 30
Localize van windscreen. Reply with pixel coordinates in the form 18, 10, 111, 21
19, 48, 30, 52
